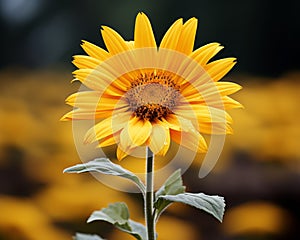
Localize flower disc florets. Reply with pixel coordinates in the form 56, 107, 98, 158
125, 71, 181, 121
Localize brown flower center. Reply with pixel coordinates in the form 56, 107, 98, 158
125, 71, 180, 121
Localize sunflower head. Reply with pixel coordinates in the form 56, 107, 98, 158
61, 12, 242, 161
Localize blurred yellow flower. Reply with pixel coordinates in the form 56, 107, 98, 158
223, 201, 291, 236
62, 12, 242, 160
0, 196, 70, 240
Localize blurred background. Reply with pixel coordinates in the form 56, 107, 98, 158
0, 0, 299, 239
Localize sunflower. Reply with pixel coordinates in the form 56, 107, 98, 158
61, 12, 242, 161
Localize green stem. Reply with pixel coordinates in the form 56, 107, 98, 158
145, 147, 155, 240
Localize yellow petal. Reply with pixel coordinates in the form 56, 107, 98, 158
215, 82, 242, 96
134, 12, 157, 48
157, 133, 170, 156
97, 95, 128, 111
101, 26, 130, 54
65, 91, 101, 107
200, 105, 233, 123
180, 81, 204, 99
199, 122, 233, 135
183, 81, 242, 103
116, 145, 140, 161
98, 134, 119, 148
66, 92, 127, 113
72, 69, 126, 95
176, 17, 198, 54
171, 115, 208, 151
205, 58, 237, 82
161, 114, 181, 131
72, 69, 108, 91
191, 81, 241, 100
160, 18, 183, 50
170, 129, 207, 153
174, 104, 233, 124
84, 112, 130, 143
222, 96, 244, 109
72, 55, 102, 69
190, 43, 224, 66
81, 40, 109, 60
60, 108, 111, 121
84, 118, 114, 143
173, 114, 196, 132
126, 41, 135, 49
149, 124, 170, 156
61, 100, 129, 121
120, 117, 152, 150
117, 146, 129, 161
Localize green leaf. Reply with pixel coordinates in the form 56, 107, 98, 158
155, 169, 186, 197
87, 202, 147, 240
63, 158, 145, 194
121, 220, 147, 240
154, 169, 186, 216
157, 193, 225, 222
88, 202, 129, 225
73, 233, 104, 240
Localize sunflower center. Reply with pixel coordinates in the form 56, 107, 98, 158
125, 72, 180, 121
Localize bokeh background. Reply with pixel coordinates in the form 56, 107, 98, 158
0, 0, 300, 239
